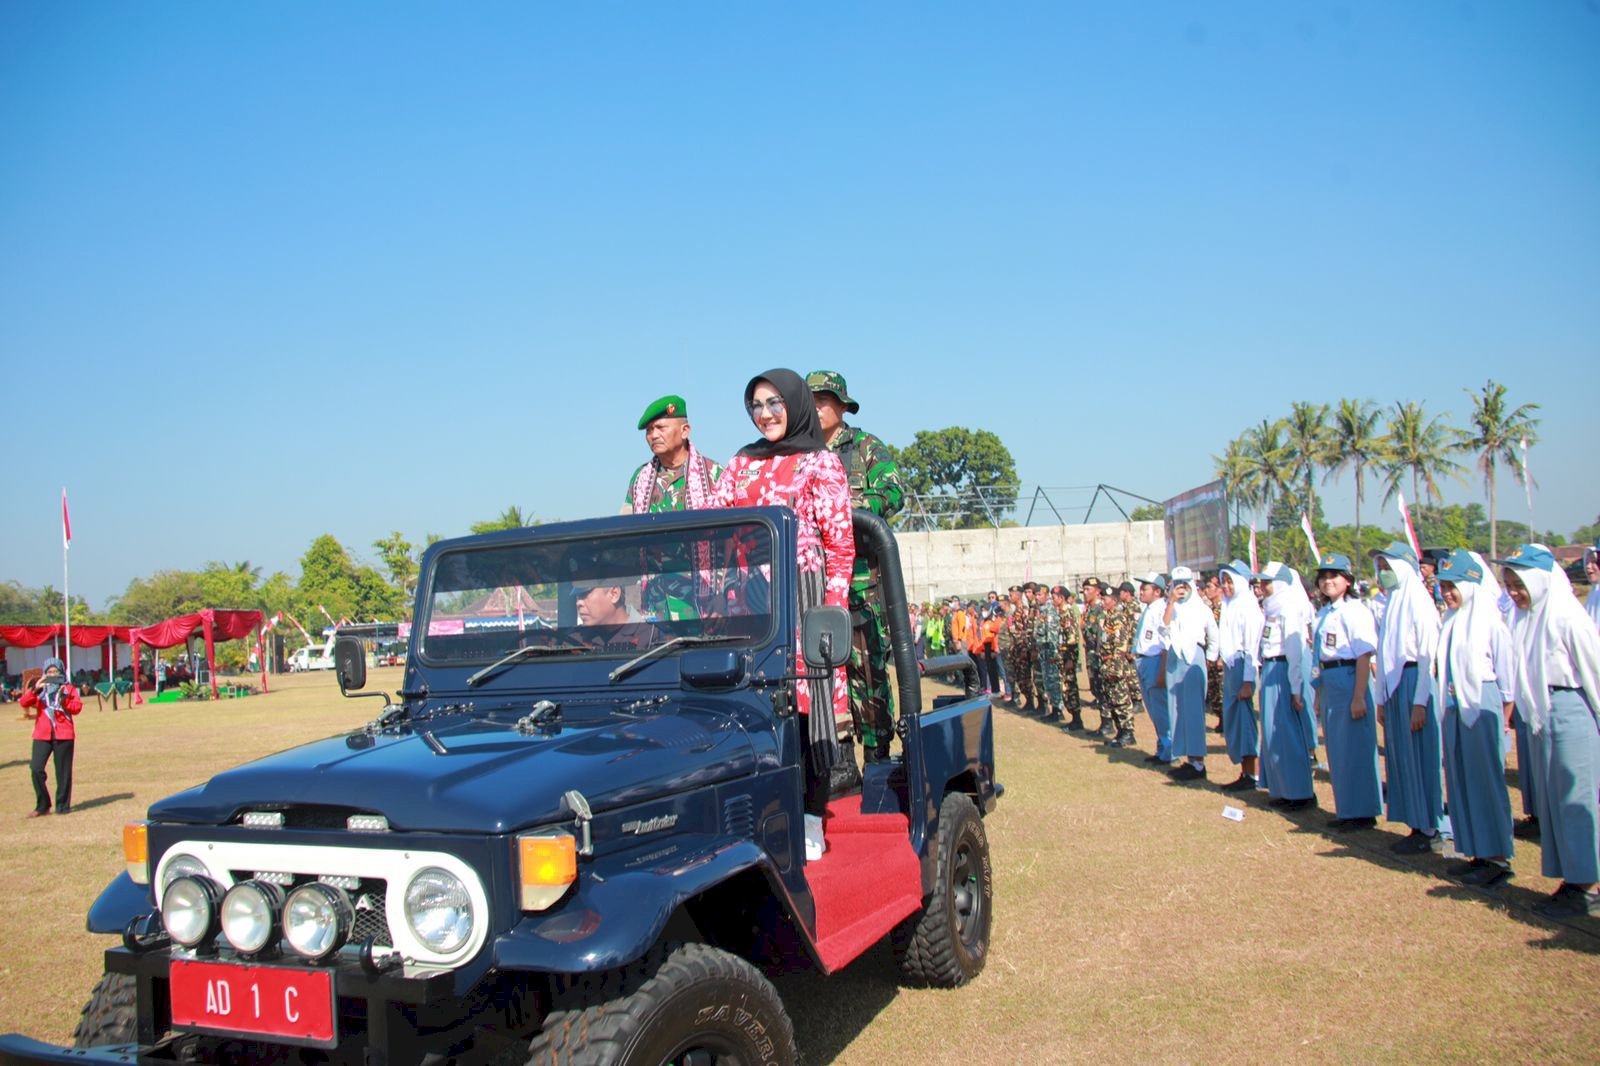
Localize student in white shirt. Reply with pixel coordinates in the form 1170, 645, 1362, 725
1218, 560, 1265, 792
1499, 544, 1600, 919
1312, 553, 1382, 831
1434, 549, 1518, 886
1258, 562, 1317, 808
1162, 566, 1220, 782
1133, 573, 1172, 764
1370, 542, 1444, 854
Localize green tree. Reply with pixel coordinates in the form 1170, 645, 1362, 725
106, 570, 208, 624
1285, 401, 1333, 528
1213, 437, 1254, 535
895, 428, 1018, 529
470, 506, 536, 535
1324, 398, 1389, 563
1464, 380, 1541, 559
1241, 418, 1292, 559
373, 532, 419, 612
1381, 400, 1464, 508
1129, 503, 1163, 522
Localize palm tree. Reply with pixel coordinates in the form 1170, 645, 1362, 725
1241, 418, 1292, 559
1285, 401, 1332, 527
1213, 437, 1256, 545
1465, 380, 1540, 558
470, 505, 536, 534
1324, 398, 1388, 562
1381, 401, 1465, 509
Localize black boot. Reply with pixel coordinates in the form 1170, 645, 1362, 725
1066, 713, 1084, 731
828, 739, 863, 798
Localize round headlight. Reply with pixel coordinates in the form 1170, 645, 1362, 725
220, 879, 286, 955
404, 867, 473, 954
160, 853, 210, 894
161, 874, 223, 948
284, 883, 354, 961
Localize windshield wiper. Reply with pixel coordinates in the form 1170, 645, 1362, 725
466, 644, 578, 688
608, 635, 739, 683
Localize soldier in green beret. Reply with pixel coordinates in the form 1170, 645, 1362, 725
625, 394, 724, 621
808, 370, 907, 762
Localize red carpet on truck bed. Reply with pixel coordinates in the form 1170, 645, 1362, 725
800, 794, 924, 972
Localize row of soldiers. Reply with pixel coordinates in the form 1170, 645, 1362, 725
995, 578, 1144, 746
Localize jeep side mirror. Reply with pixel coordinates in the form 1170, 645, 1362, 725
334, 637, 367, 693
802, 606, 851, 670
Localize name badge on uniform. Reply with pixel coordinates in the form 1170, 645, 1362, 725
1143, 628, 1151, 641
1261, 623, 1274, 641
1324, 631, 1336, 650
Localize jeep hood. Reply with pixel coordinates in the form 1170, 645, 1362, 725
147, 701, 758, 833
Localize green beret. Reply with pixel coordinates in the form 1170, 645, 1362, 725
637, 394, 688, 430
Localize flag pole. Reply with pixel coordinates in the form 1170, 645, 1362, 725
62, 488, 72, 678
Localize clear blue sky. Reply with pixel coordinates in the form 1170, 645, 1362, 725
3, 2, 1596, 609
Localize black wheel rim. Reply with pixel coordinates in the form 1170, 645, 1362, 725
950, 829, 985, 949
666, 1035, 748, 1066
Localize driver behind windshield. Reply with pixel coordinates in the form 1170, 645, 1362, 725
572, 579, 657, 650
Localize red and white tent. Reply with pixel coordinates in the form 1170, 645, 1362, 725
129, 609, 268, 703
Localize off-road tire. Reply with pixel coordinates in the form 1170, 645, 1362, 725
71, 972, 138, 1048
892, 790, 992, 987
526, 941, 795, 1066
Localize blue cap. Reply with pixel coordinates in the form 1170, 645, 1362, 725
1316, 552, 1354, 575
1138, 571, 1168, 591
1434, 548, 1484, 585
1369, 541, 1418, 567
1492, 543, 1556, 571
1223, 558, 1253, 578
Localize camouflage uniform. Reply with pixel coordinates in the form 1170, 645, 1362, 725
1098, 600, 1141, 742
1082, 600, 1107, 712
1206, 595, 1225, 730
994, 607, 1015, 697
825, 422, 905, 756
1011, 601, 1039, 709
1032, 596, 1065, 716
624, 452, 724, 620
1057, 599, 1083, 722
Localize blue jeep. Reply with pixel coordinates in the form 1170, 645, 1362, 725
0, 508, 998, 1065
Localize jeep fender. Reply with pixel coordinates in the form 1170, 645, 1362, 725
85, 872, 152, 935
492, 839, 780, 974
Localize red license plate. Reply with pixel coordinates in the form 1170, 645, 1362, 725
169, 958, 336, 1046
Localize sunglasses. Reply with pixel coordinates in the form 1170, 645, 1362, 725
747, 397, 787, 416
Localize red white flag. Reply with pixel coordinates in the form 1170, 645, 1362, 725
1301, 512, 1322, 565
1248, 524, 1259, 574
1521, 437, 1533, 510
1396, 490, 1422, 560
62, 488, 72, 549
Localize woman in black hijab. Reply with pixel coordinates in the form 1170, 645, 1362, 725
711, 369, 856, 795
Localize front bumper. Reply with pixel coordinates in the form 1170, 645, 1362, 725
0, 946, 459, 1065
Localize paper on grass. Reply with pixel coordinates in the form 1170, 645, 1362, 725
1221, 806, 1245, 822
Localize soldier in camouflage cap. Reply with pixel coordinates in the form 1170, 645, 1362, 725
809, 370, 907, 762
1080, 578, 1109, 730
1031, 583, 1066, 719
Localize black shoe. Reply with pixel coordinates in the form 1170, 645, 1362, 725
1281, 796, 1317, 810
1144, 752, 1168, 764
1389, 829, 1445, 855
1114, 731, 1137, 748
55, 806, 70, 815
1514, 817, 1541, 841
1535, 884, 1599, 919
1328, 816, 1377, 832
1066, 716, 1084, 731
1220, 775, 1258, 792
1458, 861, 1512, 888
1169, 763, 1207, 782
1269, 796, 1292, 808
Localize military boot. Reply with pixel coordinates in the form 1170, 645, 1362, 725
1066, 712, 1085, 731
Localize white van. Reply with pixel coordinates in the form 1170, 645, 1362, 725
288, 644, 336, 672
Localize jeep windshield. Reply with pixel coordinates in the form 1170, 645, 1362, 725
417, 518, 777, 669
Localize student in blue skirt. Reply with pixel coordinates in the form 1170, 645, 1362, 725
1434, 549, 1518, 887
1163, 566, 1220, 782
1370, 542, 1445, 854
1257, 562, 1317, 809
1218, 560, 1265, 791
1312, 553, 1382, 831
1498, 544, 1600, 919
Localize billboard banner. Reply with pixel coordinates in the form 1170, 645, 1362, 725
1164, 480, 1229, 572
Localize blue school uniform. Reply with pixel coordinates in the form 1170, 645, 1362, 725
1314, 597, 1382, 819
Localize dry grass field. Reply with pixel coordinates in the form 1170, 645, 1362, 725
3, 667, 1599, 1062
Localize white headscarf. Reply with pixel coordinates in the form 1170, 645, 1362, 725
1375, 554, 1441, 703
1508, 561, 1600, 734
1435, 557, 1509, 713
1164, 578, 1216, 668
1219, 565, 1264, 665
1263, 562, 1315, 698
